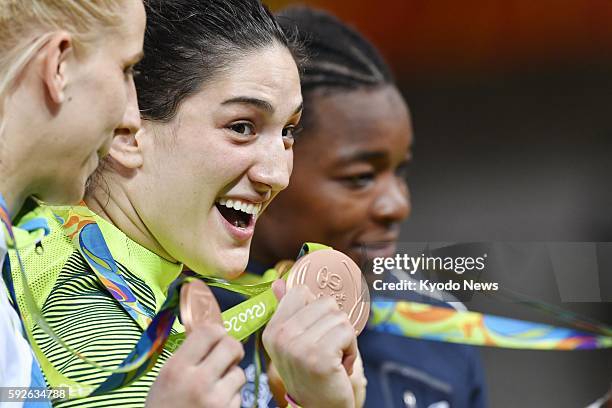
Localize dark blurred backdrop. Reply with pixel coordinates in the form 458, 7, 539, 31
267, 1, 612, 406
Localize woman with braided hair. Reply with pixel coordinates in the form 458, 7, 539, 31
215, 6, 488, 408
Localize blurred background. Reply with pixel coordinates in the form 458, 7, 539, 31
266, 1, 612, 406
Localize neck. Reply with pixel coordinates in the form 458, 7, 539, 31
85, 172, 176, 263
1, 71, 57, 218
250, 237, 295, 269
0, 181, 28, 219
0, 126, 39, 218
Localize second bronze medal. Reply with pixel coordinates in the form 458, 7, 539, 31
179, 279, 223, 334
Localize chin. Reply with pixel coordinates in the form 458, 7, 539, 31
219, 266, 246, 280
39, 182, 85, 206
202, 246, 250, 280
221, 252, 249, 279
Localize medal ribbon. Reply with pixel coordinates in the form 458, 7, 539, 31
57, 205, 155, 327
368, 300, 612, 350
17, 206, 314, 399
164, 243, 330, 350
166, 244, 612, 351
7, 205, 196, 399
9, 204, 612, 400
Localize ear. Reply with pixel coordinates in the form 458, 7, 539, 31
109, 129, 145, 170
41, 31, 73, 105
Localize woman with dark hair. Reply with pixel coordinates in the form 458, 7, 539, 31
9, 1, 361, 407
234, 6, 488, 408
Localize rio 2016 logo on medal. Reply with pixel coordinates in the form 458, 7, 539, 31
286, 249, 371, 335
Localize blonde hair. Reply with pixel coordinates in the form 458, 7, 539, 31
0, 0, 126, 128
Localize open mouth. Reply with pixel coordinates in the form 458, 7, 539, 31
215, 198, 261, 229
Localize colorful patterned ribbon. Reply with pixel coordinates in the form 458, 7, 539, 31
368, 300, 612, 350
58, 206, 155, 327
6, 205, 190, 399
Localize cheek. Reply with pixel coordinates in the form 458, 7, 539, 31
206, 148, 250, 185
298, 180, 365, 238
96, 68, 129, 122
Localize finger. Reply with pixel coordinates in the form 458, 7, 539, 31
299, 312, 357, 374
228, 393, 242, 408
317, 322, 358, 375
171, 323, 226, 366
266, 362, 287, 406
268, 285, 316, 325
296, 308, 348, 345
272, 279, 286, 300
279, 296, 341, 337
216, 365, 246, 402
198, 335, 244, 378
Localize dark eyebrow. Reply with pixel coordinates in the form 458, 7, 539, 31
222, 98, 304, 118
338, 151, 388, 164
222, 97, 274, 114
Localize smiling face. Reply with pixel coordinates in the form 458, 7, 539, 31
252, 85, 413, 268
132, 43, 302, 278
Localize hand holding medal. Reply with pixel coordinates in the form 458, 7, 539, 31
146, 279, 245, 408
159, 246, 370, 407
262, 248, 370, 408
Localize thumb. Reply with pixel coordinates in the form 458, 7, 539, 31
271, 279, 287, 301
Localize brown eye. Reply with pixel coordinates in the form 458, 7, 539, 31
282, 125, 294, 138
343, 173, 376, 189
230, 122, 255, 136
282, 125, 302, 140
282, 126, 294, 147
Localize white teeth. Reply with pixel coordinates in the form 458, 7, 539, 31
216, 198, 263, 216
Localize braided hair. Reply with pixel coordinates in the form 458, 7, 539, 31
276, 6, 394, 94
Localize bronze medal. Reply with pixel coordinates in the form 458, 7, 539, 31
179, 279, 223, 334
286, 249, 370, 335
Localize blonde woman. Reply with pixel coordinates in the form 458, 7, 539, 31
0, 0, 144, 405
11, 1, 366, 407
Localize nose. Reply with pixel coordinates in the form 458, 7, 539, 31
371, 175, 411, 223
116, 79, 141, 136
249, 135, 292, 196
